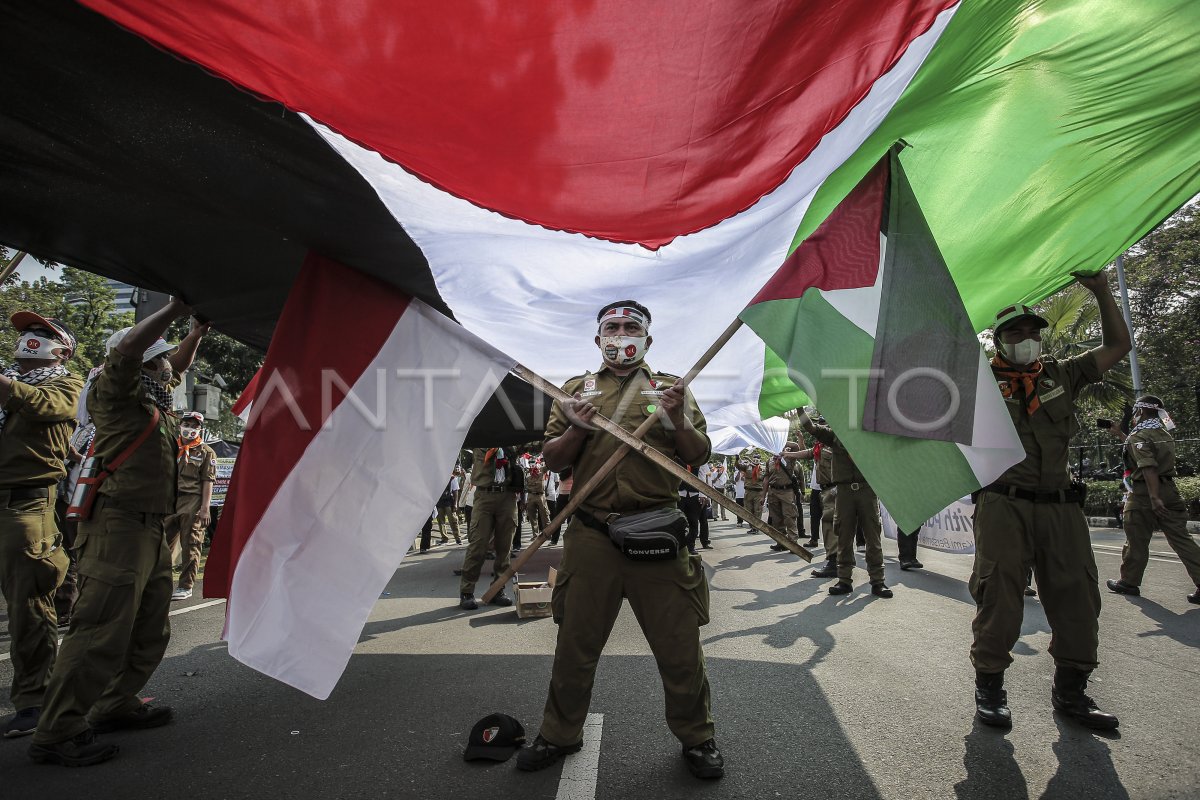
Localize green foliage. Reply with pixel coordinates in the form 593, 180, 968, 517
1085, 477, 1200, 520
0, 263, 131, 375
1123, 203, 1200, 436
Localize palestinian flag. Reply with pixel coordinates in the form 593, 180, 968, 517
741, 150, 1024, 532
3, 0, 1200, 449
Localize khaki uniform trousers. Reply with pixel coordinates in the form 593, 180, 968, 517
435, 506, 461, 543
820, 488, 836, 552
0, 487, 69, 710
526, 492, 550, 534
540, 519, 713, 748
833, 483, 884, 584
1120, 482, 1200, 588
458, 489, 517, 596
743, 489, 764, 526
969, 492, 1099, 674
766, 487, 799, 540
32, 498, 172, 744
164, 495, 205, 590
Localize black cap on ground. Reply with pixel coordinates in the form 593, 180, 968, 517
463, 713, 526, 762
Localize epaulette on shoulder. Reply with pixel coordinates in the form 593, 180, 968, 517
653, 371, 681, 380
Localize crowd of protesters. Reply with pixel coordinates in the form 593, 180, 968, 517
1, 300, 214, 765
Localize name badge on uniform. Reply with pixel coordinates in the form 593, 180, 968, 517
579, 391, 603, 398
640, 389, 664, 397
1040, 385, 1066, 402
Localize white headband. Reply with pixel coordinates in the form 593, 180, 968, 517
597, 306, 649, 331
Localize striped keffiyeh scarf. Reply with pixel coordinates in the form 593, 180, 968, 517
0, 363, 69, 435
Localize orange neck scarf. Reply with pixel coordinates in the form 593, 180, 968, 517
177, 435, 203, 463
991, 356, 1044, 415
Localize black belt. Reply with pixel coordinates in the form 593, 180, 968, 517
0, 486, 49, 500
768, 484, 792, 490
835, 481, 867, 491
575, 508, 608, 532
981, 482, 1083, 504
1134, 475, 1174, 482
476, 485, 513, 493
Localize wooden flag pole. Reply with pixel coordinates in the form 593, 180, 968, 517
480, 317, 810, 603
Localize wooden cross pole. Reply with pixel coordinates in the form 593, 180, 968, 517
480, 317, 811, 603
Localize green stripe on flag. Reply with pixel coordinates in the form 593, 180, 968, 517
790, 0, 1200, 330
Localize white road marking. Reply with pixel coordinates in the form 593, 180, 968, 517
1092, 544, 1180, 563
0, 599, 225, 662
556, 713, 604, 800
171, 598, 226, 615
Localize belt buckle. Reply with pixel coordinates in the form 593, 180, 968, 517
850, 482, 861, 491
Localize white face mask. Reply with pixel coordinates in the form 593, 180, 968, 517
1000, 337, 1041, 366
599, 335, 648, 367
14, 333, 62, 361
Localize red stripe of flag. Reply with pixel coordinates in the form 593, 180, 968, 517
204, 254, 411, 598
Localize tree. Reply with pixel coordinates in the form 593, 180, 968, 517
1123, 203, 1200, 437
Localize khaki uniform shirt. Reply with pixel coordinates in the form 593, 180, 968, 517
0, 372, 83, 487
470, 447, 513, 490
994, 353, 1101, 489
525, 470, 546, 494
1123, 426, 1176, 496
545, 363, 710, 515
763, 456, 803, 494
89, 349, 180, 513
177, 441, 217, 497
808, 425, 866, 484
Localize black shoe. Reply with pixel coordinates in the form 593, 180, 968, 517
515, 734, 583, 771
871, 582, 894, 598
769, 544, 786, 551
485, 551, 496, 560
688, 547, 698, 555
90, 703, 173, 734
1024, 586, 1037, 597
812, 562, 838, 578
682, 738, 724, 779
28, 729, 118, 767
828, 582, 852, 595
1189, 589, 1200, 605
974, 672, 1012, 728
1052, 667, 1119, 730
459, 593, 478, 610
805, 539, 819, 548
900, 559, 923, 570
700, 543, 713, 550
419, 549, 430, 554
1106, 579, 1140, 596
490, 591, 514, 607
3, 707, 40, 738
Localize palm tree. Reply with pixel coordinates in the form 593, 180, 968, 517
1034, 284, 1134, 414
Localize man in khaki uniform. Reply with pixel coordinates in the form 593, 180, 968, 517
457, 447, 517, 609
800, 414, 892, 598
30, 299, 203, 767
742, 455, 766, 527
524, 457, 550, 536
798, 428, 837, 574
1104, 396, 1200, 604
970, 272, 1129, 732
517, 300, 723, 779
167, 411, 216, 601
765, 442, 804, 552
0, 313, 80, 738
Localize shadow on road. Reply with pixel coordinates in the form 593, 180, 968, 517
955, 725, 1030, 800
1126, 595, 1200, 649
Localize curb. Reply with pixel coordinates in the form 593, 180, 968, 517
1087, 516, 1200, 534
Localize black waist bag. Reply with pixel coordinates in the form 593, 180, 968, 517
607, 508, 688, 562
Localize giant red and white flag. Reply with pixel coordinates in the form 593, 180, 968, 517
204, 254, 515, 699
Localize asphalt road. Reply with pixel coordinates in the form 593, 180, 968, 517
2, 517, 1198, 799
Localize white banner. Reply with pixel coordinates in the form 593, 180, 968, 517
881, 497, 976, 554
